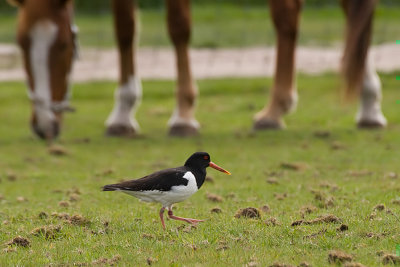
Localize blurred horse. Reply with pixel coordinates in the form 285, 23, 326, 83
8, 0, 386, 141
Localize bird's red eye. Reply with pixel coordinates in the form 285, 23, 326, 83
204, 156, 209, 160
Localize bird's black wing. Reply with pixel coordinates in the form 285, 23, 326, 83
103, 167, 190, 192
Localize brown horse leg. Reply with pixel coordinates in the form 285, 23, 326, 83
166, 0, 199, 137
106, 0, 142, 137
254, 0, 303, 130
341, 0, 386, 128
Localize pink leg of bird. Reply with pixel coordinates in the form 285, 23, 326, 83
159, 207, 166, 230
167, 209, 204, 225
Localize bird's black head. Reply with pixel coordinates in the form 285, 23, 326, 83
184, 152, 231, 175
184, 152, 211, 170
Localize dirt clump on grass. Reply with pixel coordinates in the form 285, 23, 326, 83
206, 193, 223, 202
373, 204, 385, 211
280, 162, 308, 171
303, 229, 327, 239
48, 144, 68, 156
264, 217, 280, 226
6, 236, 30, 247
266, 177, 279, 184
382, 254, 400, 264
268, 263, 296, 267
58, 201, 70, 207
299, 205, 317, 217
260, 204, 270, 213
16, 196, 28, 202
205, 176, 214, 183
31, 225, 62, 240
311, 190, 335, 208
328, 250, 353, 264
51, 212, 91, 226
343, 263, 367, 267
392, 199, 400, 205
6, 171, 17, 181
146, 257, 157, 265
142, 233, 155, 239
337, 224, 349, 232
38, 211, 48, 219
313, 130, 331, 138
291, 214, 341, 226
211, 207, 222, 213
92, 254, 121, 265
234, 207, 261, 219
274, 192, 287, 200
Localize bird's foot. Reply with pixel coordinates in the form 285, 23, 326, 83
168, 211, 205, 225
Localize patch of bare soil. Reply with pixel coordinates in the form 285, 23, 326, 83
206, 193, 223, 202
344, 263, 367, 267
268, 263, 295, 267
337, 224, 349, 232
303, 229, 327, 239
6, 236, 30, 247
291, 214, 341, 226
373, 204, 385, 211
92, 254, 121, 265
234, 207, 261, 219
31, 225, 62, 240
264, 217, 280, 226
328, 250, 353, 264
382, 254, 400, 265
210, 207, 222, 213
51, 212, 91, 226
280, 162, 308, 171
48, 144, 69, 156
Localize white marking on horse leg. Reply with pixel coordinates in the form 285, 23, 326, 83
106, 75, 142, 131
29, 20, 58, 134
356, 58, 387, 127
168, 108, 200, 130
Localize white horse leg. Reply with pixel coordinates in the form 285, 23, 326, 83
356, 57, 387, 128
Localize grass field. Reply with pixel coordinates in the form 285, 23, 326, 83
1, 5, 399, 48
0, 74, 399, 266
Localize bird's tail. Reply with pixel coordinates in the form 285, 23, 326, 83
102, 184, 121, 191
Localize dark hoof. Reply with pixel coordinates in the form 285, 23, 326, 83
106, 125, 138, 137
253, 119, 284, 130
31, 121, 60, 140
169, 125, 199, 137
357, 120, 386, 129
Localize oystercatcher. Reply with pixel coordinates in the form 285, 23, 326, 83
102, 152, 231, 230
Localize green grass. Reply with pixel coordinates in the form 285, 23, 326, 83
0, 74, 400, 266
1, 5, 399, 48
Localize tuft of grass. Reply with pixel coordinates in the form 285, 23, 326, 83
0, 73, 399, 266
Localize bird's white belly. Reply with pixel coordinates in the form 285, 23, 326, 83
122, 171, 198, 207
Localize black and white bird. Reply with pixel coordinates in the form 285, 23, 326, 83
102, 152, 231, 230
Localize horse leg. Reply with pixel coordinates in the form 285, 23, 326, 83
356, 57, 387, 128
166, 0, 199, 136
340, 0, 386, 128
106, 0, 142, 137
254, 0, 303, 130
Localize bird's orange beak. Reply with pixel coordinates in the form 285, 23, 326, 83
209, 162, 231, 175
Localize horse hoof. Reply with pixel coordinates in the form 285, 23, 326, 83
253, 118, 285, 130
169, 125, 199, 137
106, 125, 138, 137
357, 120, 386, 129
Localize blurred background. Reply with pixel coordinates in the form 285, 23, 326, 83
1, 0, 399, 82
